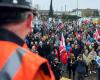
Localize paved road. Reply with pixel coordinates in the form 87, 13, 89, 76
60, 72, 97, 80
60, 77, 71, 80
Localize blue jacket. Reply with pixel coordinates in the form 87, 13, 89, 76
74, 60, 86, 73
66, 45, 71, 52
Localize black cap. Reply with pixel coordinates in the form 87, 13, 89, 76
0, 0, 34, 11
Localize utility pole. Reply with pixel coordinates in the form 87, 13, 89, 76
65, 0, 67, 14
65, 4, 66, 12
77, 0, 78, 16
76, 0, 79, 26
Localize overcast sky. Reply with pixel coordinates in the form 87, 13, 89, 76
32, 0, 100, 11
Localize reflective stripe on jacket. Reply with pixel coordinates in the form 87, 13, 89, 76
0, 41, 55, 80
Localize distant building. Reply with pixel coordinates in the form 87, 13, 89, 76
38, 10, 49, 16
70, 9, 82, 17
70, 9, 99, 17
37, 8, 100, 21
38, 10, 69, 16
54, 11, 69, 16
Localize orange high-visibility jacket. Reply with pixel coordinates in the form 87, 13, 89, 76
0, 41, 55, 80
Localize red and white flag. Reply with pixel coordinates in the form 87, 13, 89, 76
59, 33, 68, 64
60, 23, 64, 29
93, 29, 99, 41
60, 33, 65, 47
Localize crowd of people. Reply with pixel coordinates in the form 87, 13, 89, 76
1, 0, 99, 80
26, 19, 100, 80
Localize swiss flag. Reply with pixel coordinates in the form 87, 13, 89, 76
59, 33, 68, 64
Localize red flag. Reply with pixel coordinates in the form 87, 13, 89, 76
60, 33, 65, 48
59, 33, 68, 64
93, 29, 99, 41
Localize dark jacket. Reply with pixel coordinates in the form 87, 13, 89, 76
67, 58, 76, 71
37, 45, 45, 58
73, 60, 86, 73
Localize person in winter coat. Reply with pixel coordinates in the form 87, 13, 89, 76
66, 42, 72, 52
95, 51, 100, 80
67, 53, 76, 80
51, 58, 61, 80
73, 54, 86, 80
0, 1, 55, 80
89, 48, 97, 74
37, 41, 46, 58
72, 45, 80, 59
83, 49, 90, 76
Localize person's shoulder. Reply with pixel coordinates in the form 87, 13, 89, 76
28, 49, 47, 61
17, 47, 55, 80
17, 46, 48, 64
